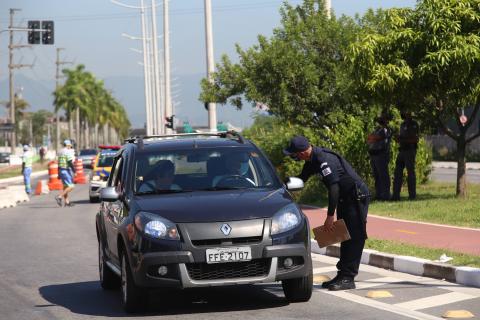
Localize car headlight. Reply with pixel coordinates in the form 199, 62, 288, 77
271, 204, 302, 235
92, 175, 100, 181
134, 211, 180, 240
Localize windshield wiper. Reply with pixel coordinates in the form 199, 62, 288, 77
200, 186, 251, 191
135, 189, 192, 195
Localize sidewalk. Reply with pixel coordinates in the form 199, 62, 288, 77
302, 205, 480, 256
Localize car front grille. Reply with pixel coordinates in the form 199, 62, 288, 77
186, 259, 270, 280
191, 236, 263, 247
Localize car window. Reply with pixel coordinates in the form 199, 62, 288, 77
79, 149, 97, 156
97, 153, 116, 167
134, 147, 281, 194
109, 157, 123, 188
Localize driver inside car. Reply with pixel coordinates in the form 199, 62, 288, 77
138, 159, 182, 192
212, 152, 255, 187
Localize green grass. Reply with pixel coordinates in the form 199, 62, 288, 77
0, 162, 48, 179
365, 238, 480, 268
369, 182, 480, 228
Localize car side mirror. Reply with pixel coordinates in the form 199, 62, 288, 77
100, 187, 120, 202
286, 177, 304, 191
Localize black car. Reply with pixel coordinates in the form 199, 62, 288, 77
96, 132, 312, 312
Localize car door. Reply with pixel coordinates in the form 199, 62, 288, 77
103, 155, 124, 262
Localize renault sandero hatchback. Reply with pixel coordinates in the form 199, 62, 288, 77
96, 131, 312, 312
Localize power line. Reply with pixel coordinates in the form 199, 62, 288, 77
0, 0, 304, 23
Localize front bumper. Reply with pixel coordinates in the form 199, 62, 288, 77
130, 218, 311, 288
89, 180, 107, 197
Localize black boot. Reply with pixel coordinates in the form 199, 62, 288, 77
321, 275, 339, 289
328, 277, 355, 291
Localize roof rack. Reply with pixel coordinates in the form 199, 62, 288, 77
124, 130, 246, 144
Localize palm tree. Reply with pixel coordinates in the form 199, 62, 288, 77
54, 64, 131, 149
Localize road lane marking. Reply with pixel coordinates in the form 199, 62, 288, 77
317, 290, 444, 320
355, 277, 404, 290
395, 229, 418, 235
394, 292, 476, 311
313, 266, 338, 274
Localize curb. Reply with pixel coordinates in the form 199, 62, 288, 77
311, 240, 480, 288
0, 170, 49, 185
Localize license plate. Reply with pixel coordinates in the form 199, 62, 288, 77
206, 247, 252, 264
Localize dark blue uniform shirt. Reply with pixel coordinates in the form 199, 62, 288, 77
298, 147, 364, 200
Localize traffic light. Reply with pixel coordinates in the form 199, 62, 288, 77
165, 115, 175, 130
41, 21, 54, 45
27, 20, 41, 44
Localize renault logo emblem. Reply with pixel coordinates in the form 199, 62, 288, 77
220, 223, 232, 236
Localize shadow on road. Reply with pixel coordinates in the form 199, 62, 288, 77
39, 281, 288, 317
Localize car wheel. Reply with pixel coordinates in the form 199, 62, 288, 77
121, 252, 147, 313
98, 242, 120, 290
282, 268, 313, 303
89, 196, 99, 203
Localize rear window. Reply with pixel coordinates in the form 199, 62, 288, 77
80, 149, 97, 156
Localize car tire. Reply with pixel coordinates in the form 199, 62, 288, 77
89, 196, 99, 203
282, 268, 313, 303
98, 242, 120, 290
121, 252, 147, 313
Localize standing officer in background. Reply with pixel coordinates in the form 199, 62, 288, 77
367, 114, 392, 200
22, 144, 33, 195
284, 136, 369, 291
392, 111, 419, 201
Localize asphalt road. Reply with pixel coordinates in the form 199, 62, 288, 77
0, 183, 479, 319
430, 167, 480, 184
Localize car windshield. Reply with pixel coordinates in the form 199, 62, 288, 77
79, 149, 97, 156
97, 153, 115, 167
134, 147, 281, 194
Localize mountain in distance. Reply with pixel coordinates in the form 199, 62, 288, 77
0, 73, 256, 130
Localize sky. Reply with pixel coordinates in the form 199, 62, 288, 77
0, 0, 416, 128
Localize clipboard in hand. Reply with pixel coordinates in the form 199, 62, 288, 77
313, 219, 351, 248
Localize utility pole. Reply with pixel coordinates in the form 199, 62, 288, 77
163, 0, 172, 134
151, 0, 163, 134
8, 8, 34, 153
204, 0, 217, 132
55, 48, 73, 153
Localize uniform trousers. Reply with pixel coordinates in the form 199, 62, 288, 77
392, 148, 416, 199
370, 151, 390, 200
336, 196, 369, 279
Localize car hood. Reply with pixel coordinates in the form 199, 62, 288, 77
134, 188, 296, 223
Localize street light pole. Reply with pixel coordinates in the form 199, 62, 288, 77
164, 0, 172, 134
325, 0, 331, 19
204, 0, 217, 132
140, 0, 153, 135
151, 0, 163, 134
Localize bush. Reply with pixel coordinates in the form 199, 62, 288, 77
243, 114, 432, 202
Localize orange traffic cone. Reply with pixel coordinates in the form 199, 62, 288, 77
47, 161, 63, 190
73, 159, 87, 184
35, 179, 50, 195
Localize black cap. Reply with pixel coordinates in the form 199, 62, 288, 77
283, 136, 310, 155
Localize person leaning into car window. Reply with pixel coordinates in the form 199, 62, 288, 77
138, 160, 181, 192
212, 152, 255, 187
283, 136, 369, 291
